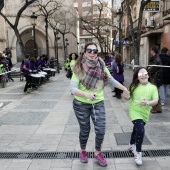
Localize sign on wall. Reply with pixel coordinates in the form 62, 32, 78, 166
143, 0, 160, 12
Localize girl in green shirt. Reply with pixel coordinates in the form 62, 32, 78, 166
126, 67, 159, 165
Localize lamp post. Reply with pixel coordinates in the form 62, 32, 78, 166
45, 17, 49, 59
54, 29, 60, 73
65, 38, 69, 60
116, 8, 122, 54
77, 42, 79, 54
105, 29, 110, 53
30, 12, 37, 57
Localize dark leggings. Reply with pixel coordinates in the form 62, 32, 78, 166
24, 75, 31, 92
130, 119, 146, 152
73, 99, 106, 151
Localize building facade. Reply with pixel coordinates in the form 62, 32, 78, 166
74, 0, 114, 53
0, 0, 77, 65
122, 0, 170, 67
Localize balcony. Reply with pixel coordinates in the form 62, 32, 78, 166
125, 19, 139, 38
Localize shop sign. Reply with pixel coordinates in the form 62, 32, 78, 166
143, 0, 160, 12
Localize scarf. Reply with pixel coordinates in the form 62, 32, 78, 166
80, 55, 109, 90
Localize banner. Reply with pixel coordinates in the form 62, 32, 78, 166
143, 0, 160, 12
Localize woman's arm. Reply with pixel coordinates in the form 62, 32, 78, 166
108, 76, 130, 98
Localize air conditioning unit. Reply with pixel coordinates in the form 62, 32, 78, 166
145, 18, 155, 28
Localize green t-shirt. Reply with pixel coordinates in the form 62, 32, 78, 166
70, 60, 76, 68
129, 82, 158, 123
71, 67, 111, 104
0, 64, 3, 74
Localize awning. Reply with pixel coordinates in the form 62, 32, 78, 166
141, 29, 163, 37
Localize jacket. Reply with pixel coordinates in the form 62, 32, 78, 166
159, 53, 170, 84
148, 54, 162, 87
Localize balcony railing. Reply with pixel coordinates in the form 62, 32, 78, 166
126, 19, 139, 37
163, 8, 170, 17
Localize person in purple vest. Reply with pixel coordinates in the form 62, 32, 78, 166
23, 54, 32, 93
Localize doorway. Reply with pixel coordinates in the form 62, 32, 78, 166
25, 40, 38, 57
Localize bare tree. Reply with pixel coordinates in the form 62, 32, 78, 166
34, 0, 62, 58
49, 8, 77, 60
0, 0, 37, 57
80, 0, 116, 53
125, 0, 151, 65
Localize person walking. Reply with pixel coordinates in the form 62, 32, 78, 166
111, 53, 124, 99
6, 53, 14, 82
23, 54, 32, 93
70, 43, 130, 167
125, 67, 158, 165
148, 46, 162, 113
159, 47, 170, 106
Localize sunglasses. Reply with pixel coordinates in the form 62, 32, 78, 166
86, 48, 98, 54
138, 72, 148, 77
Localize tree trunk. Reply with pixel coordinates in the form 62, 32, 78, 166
14, 28, 26, 57
62, 34, 66, 61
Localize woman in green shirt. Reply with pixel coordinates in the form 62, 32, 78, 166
126, 67, 159, 165
70, 43, 130, 167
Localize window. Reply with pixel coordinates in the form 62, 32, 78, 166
85, 39, 92, 43
93, 0, 107, 4
82, 11, 91, 16
82, 2, 91, 7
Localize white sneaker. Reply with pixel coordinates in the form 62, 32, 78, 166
134, 152, 142, 165
128, 144, 136, 155
0, 103, 3, 108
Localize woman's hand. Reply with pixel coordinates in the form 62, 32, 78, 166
85, 92, 98, 100
122, 87, 130, 99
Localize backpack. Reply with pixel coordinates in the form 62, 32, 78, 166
117, 63, 124, 74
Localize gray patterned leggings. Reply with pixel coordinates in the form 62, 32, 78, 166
73, 99, 106, 151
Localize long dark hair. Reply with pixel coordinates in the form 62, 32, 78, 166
69, 53, 78, 61
73, 43, 98, 76
129, 67, 152, 96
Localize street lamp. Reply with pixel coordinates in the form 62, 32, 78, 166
116, 7, 122, 54
105, 29, 110, 53
54, 29, 60, 73
30, 12, 37, 57
65, 38, 69, 60
77, 42, 79, 54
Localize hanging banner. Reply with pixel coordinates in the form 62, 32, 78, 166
143, 0, 160, 12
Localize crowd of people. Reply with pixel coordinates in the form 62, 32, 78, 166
0, 48, 14, 82
21, 54, 56, 93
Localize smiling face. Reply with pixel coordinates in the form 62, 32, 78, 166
84, 44, 98, 60
138, 68, 149, 85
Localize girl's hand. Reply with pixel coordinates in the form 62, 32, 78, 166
85, 92, 98, 100
140, 99, 149, 106
122, 88, 130, 99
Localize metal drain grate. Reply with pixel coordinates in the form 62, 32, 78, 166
0, 152, 34, 159
0, 150, 170, 159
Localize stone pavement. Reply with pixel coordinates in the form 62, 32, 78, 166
0, 68, 170, 170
